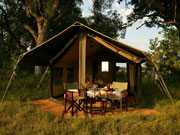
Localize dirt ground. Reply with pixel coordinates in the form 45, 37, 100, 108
30, 99, 160, 118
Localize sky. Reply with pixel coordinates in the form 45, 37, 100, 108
81, 0, 163, 52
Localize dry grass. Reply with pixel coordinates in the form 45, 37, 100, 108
1, 72, 180, 135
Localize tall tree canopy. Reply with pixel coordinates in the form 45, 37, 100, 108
122, 0, 180, 29
1, 0, 85, 46
149, 28, 180, 74
0, 0, 125, 70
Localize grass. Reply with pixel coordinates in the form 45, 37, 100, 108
0, 70, 180, 135
1, 101, 180, 135
0, 70, 50, 101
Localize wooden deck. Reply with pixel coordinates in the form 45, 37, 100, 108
30, 98, 160, 118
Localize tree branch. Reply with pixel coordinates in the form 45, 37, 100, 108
24, 0, 40, 19
38, 0, 44, 16
136, 23, 145, 29
6, 0, 20, 20
24, 24, 38, 42
0, 6, 27, 51
53, 0, 72, 22
174, 0, 177, 22
154, 20, 178, 25
6, 0, 38, 43
26, 6, 38, 19
53, 10, 67, 22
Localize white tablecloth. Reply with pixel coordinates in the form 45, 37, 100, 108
87, 89, 123, 98
87, 90, 99, 98
67, 89, 78, 92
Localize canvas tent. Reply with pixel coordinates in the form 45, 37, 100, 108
2, 22, 175, 105
15, 22, 148, 101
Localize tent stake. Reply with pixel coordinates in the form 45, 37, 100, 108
36, 67, 49, 91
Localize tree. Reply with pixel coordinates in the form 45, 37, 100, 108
89, 0, 126, 38
87, 10, 126, 39
119, 0, 180, 29
0, 0, 126, 72
0, 0, 84, 74
149, 28, 180, 74
0, 6, 32, 69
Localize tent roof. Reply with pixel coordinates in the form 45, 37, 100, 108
18, 22, 147, 66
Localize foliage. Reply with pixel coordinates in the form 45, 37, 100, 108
115, 68, 127, 82
0, 0, 126, 70
88, 10, 126, 39
0, 0, 85, 69
149, 28, 180, 74
121, 0, 180, 29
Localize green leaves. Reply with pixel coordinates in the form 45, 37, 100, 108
123, 0, 180, 30
150, 28, 180, 74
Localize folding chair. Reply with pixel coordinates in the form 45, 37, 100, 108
107, 82, 128, 111
76, 89, 88, 112
64, 82, 79, 116
64, 82, 87, 116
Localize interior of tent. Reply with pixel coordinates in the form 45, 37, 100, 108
51, 34, 142, 99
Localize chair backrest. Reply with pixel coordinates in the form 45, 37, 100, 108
65, 90, 73, 100
64, 82, 78, 101
78, 89, 87, 97
112, 82, 128, 92
64, 82, 78, 90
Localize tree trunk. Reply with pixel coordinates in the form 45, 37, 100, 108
34, 18, 49, 76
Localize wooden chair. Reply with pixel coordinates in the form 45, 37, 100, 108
107, 82, 128, 111
76, 89, 88, 113
88, 97, 106, 117
113, 82, 128, 111
64, 82, 79, 116
112, 82, 128, 92
107, 94, 121, 111
64, 82, 87, 116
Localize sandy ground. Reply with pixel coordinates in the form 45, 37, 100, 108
30, 99, 160, 118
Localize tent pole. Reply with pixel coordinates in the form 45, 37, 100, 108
152, 61, 175, 104
152, 68, 168, 95
143, 52, 176, 105
152, 62, 175, 104
1, 57, 21, 103
36, 67, 49, 91
78, 33, 86, 89
50, 66, 54, 97
159, 74, 175, 104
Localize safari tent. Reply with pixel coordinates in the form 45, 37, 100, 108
14, 22, 149, 102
